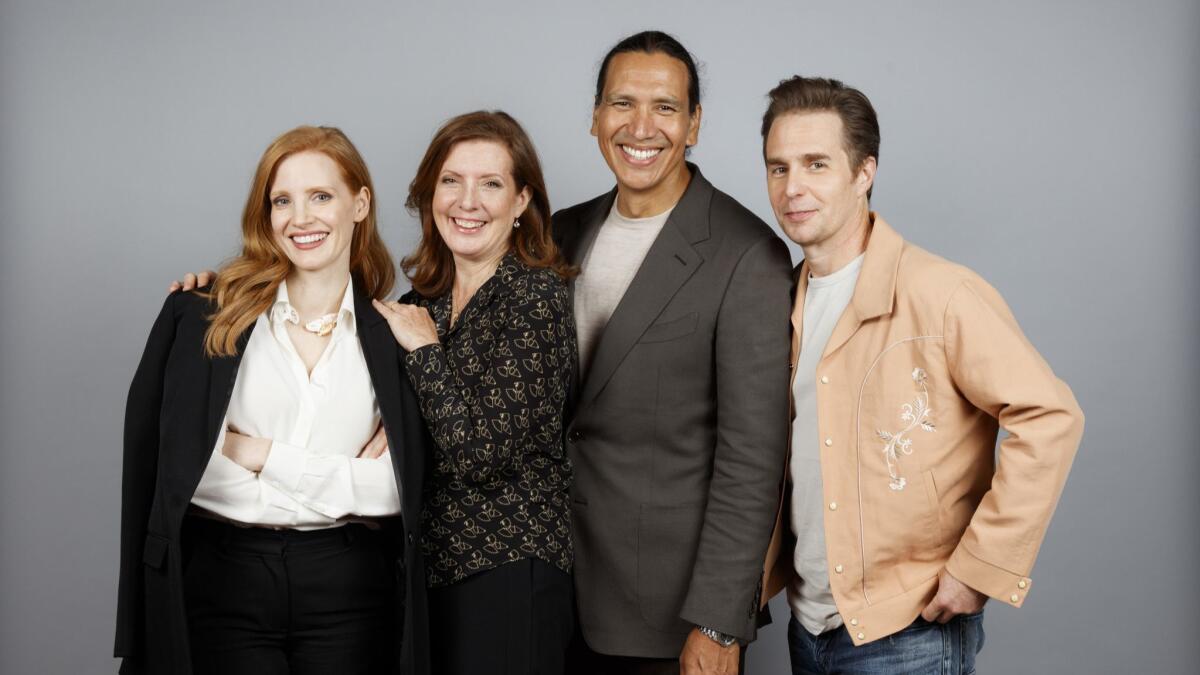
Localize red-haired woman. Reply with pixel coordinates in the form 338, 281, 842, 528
115, 126, 430, 675
373, 111, 577, 674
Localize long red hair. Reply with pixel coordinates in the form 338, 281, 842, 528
203, 126, 394, 356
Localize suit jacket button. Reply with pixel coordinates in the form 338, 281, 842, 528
407, 533, 415, 545
568, 430, 583, 442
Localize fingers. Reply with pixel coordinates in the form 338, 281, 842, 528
358, 424, 389, 459
920, 599, 942, 623
197, 271, 214, 288
180, 272, 198, 292
371, 298, 395, 316
168, 280, 181, 293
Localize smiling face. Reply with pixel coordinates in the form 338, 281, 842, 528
591, 51, 701, 214
269, 150, 369, 277
765, 111, 875, 252
432, 139, 531, 268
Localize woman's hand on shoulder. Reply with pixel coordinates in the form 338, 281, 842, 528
168, 270, 217, 294
222, 430, 272, 473
372, 299, 440, 352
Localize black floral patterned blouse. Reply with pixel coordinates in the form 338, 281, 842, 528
401, 254, 576, 587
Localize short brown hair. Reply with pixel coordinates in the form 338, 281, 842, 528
761, 76, 880, 197
402, 111, 572, 297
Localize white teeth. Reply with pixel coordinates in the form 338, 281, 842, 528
293, 233, 327, 244
621, 145, 661, 160
453, 217, 486, 229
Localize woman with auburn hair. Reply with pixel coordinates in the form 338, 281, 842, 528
115, 126, 431, 675
372, 110, 577, 674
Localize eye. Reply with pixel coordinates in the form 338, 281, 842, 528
611, 100, 631, 109
769, 166, 786, 176
810, 161, 827, 170
272, 196, 290, 207
440, 176, 457, 185
656, 104, 677, 113
313, 192, 332, 203
484, 180, 503, 189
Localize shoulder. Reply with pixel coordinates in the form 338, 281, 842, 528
552, 191, 610, 228
160, 288, 215, 325
508, 259, 569, 303
895, 238, 1001, 311
399, 286, 438, 308
707, 185, 785, 251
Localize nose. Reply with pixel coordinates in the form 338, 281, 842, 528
292, 199, 314, 226
630, 106, 655, 140
459, 182, 479, 210
785, 168, 808, 199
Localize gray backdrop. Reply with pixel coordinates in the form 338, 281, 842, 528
2, 1, 1196, 672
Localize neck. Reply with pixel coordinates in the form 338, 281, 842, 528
452, 249, 505, 304
286, 265, 350, 318
615, 163, 692, 218
804, 205, 871, 278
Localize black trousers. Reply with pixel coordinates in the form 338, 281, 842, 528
181, 517, 400, 675
428, 558, 574, 675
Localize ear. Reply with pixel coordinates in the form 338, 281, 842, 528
590, 106, 600, 138
513, 185, 532, 222
353, 186, 371, 223
855, 156, 877, 198
686, 104, 703, 147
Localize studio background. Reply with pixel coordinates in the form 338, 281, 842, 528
2, 1, 1196, 672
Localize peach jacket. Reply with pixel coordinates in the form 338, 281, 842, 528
761, 215, 1084, 645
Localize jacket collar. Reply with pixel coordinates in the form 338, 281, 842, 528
793, 213, 904, 361
797, 212, 903, 322
573, 162, 714, 260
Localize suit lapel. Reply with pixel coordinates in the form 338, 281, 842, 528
563, 189, 616, 273
576, 166, 713, 410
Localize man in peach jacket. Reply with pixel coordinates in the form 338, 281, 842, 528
758, 75, 1084, 674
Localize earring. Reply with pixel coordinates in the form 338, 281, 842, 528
513, 219, 521, 229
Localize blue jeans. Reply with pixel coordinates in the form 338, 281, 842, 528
787, 612, 985, 674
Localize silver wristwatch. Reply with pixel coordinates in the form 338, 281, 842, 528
698, 625, 737, 648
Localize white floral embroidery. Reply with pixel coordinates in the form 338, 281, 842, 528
876, 367, 936, 491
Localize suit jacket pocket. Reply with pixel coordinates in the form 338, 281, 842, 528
636, 502, 704, 632
638, 312, 698, 344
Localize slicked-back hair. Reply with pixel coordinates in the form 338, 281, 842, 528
761, 76, 880, 198
595, 30, 701, 114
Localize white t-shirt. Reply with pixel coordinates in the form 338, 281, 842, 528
788, 254, 864, 635
573, 202, 673, 374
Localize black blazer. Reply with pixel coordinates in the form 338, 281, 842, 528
114, 288, 431, 675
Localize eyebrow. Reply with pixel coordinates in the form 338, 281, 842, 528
269, 185, 336, 197
604, 92, 683, 107
764, 153, 833, 166
441, 169, 507, 181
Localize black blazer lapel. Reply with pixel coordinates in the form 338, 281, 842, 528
354, 290, 411, 500
205, 326, 254, 453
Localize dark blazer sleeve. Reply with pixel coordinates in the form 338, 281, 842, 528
679, 234, 794, 639
114, 292, 179, 666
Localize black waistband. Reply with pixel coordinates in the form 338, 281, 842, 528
182, 515, 403, 556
